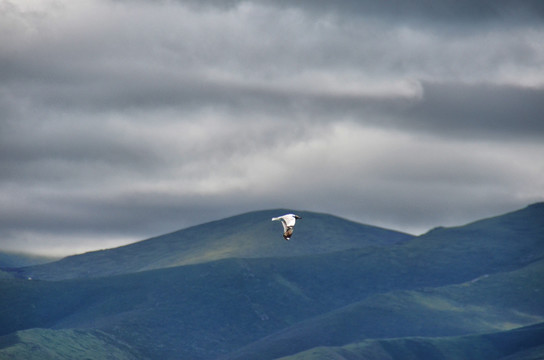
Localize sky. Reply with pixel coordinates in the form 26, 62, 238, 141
1, 0, 544, 256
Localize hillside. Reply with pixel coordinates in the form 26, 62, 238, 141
0, 252, 58, 280
274, 322, 544, 360
1, 252, 542, 359
0, 203, 542, 360
0, 328, 145, 360
17, 209, 413, 280
224, 258, 544, 360
0, 251, 58, 268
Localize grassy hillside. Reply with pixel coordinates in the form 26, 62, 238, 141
223, 259, 544, 360
403, 202, 544, 276
18, 209, 413, 280
0, 260, 335, 359
274, 322, 544, 360
0, 203, 542, 359
0, 328, 144, 360
0, 269, 15, 279
1, 246, 543, 359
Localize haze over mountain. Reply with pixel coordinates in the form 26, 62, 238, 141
1, 204, 543, 360
0, 252, 58, 268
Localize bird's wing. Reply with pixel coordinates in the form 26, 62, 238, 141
272, 216, 288, 232
279, 219, 288, 232
283, 215, 297, 227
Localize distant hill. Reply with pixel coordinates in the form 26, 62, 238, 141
17, 209, 413, 280
0, 203, 542, 360
274, 322, 544, 360
0, 251, 58, 268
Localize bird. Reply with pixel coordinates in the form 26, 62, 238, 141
271, 213, 302, 241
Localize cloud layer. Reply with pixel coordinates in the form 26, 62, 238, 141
1, 0, 543, 255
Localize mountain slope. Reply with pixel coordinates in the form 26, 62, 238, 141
18, 209, 413, 280
2, 254, 542, 360
274, 322, 544, 360
0, 251, 58, 268
0, 328, 145, 360
406, 202, 544, 275
0, 203, 542, 360
223, 258, 544, 360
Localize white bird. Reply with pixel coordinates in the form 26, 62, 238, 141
271, 213, 302, 241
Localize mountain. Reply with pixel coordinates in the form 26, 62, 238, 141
17, 209, 413, 280
0, 328, 145, 360
0, 204, 543, 360
224, 257, 544, 360
274, 322, 544, 360
0, 252, 58, 280
0, 251, 58, 268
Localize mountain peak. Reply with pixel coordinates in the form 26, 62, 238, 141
18, 209, 413, 280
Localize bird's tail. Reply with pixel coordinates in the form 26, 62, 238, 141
271, 217, 279, 221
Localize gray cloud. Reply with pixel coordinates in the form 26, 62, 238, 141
144, 0, 544, 22
384, 82, 544, 141
1, 0, 543, 255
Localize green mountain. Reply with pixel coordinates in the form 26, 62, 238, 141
224, 258, 544, 360
18, 209, 413, 280
274, 322, 544, 360
0, 204, 542, 360
0, 328, 145, 360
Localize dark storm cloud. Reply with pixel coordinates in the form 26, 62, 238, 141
1, 0, 543, 255
140, 0, 544, 21
3, 0, 541, 116
287, 0, 544, 18
376, 82, 544, 141
406, 83, 544, 139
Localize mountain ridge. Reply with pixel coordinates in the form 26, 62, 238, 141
223, 257, 544, 360
0, 203, 542, 359
17, 208, 413, 280
273, 322, 544, 360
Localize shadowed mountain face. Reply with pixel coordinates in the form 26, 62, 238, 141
17, 209, 413, 280
0, 204, 543, 360
274, 322, 544, 360
223, 258, 544, 360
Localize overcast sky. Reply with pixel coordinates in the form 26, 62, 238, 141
1, 0, 543, 256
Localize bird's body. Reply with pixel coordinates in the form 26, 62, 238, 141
272, 213, 302, 240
